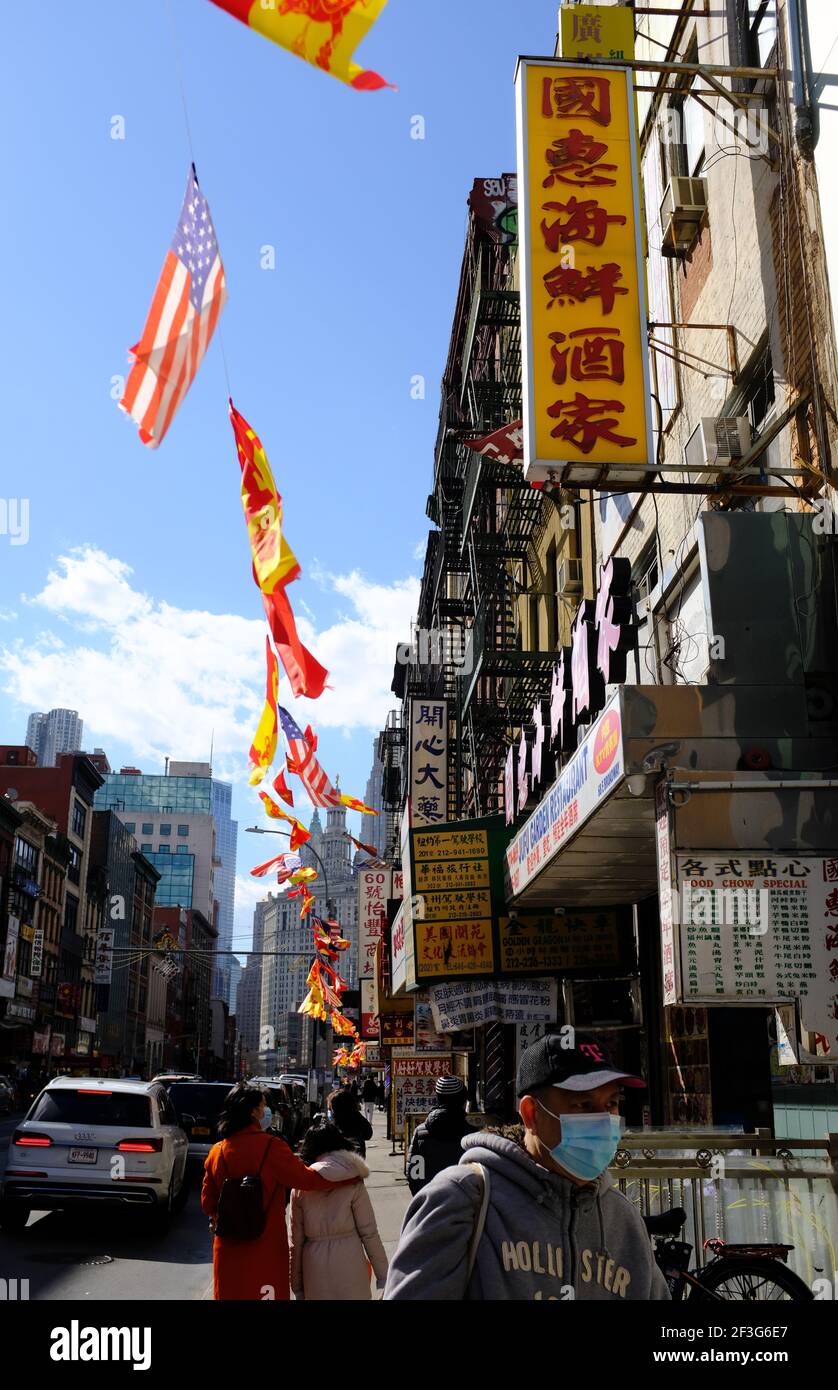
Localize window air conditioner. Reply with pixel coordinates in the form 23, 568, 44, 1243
558, 556, 583, 596
684, 416, 752, 481
660, 175, 709, 257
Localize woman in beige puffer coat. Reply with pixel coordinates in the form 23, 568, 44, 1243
290, 1124, 389, 1300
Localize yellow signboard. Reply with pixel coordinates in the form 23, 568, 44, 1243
499, 910, 621, 973
420, 889, 492, 921
413, 828, 488, 861
559, 4, 635, 63
416, 917, 495, 976
414, 857, 491, 892
516, 59, 652, 484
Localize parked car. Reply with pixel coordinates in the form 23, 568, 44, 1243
159, 1080, 234, 1170
0, 1077, 189, 1235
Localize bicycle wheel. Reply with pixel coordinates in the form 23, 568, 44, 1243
696, 1257, 814, 1301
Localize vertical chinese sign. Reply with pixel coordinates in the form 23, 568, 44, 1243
409, 698, 448, 828
516, 60, 652, 484
358, 866, 391, 994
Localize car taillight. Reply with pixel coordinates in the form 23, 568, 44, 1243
116, 1138, 163, 1153
13, 1131, 51, 1147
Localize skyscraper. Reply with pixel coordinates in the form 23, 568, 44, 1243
25, 709, 83, 767
361, 736, 386, 858
209, 777, 238, 1007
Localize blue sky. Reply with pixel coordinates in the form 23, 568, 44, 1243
0, 0, 555, 951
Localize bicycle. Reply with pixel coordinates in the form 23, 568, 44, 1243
644, 1207, 814, 1300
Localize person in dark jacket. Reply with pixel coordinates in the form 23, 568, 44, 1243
406, 1076, 473, 1195
329, 1087, 373, 1159
361, 1075, 378, 1124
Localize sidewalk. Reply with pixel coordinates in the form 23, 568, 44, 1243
363, 1108, 413, 1283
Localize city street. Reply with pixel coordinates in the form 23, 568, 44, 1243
0, 1112, 410, 1300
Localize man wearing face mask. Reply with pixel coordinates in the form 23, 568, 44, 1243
384, 1033, 670, 1302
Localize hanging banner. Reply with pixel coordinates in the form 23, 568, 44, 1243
429, 979, 559, 1032
516, 59, 653, 485
29, 926, 44, 979
409, 698, 448, 828
358, 868, 391, 980
94, 926, 115, 985
360, 977, 379, 1040
2, 915, 20, 987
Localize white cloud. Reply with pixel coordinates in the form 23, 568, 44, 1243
0, 546, 419, 779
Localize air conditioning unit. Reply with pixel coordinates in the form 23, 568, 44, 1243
558, 557, 583, 596
684, 416, 752, 481
660, 175, 709, 257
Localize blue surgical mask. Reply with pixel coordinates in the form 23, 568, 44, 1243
259, 1107, 273, 1131
535, 1103, 622, 1180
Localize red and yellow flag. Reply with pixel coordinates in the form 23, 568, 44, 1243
272, 766, 294, 807
258, 791, 312, 848
339, 792, 378, 815
231, 402, 300, 597
248, 637, 279, 785
208, 0, 394, 91
288, 865, 317, 886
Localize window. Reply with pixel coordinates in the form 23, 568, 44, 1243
632, 545, 661, 683
142, 823, 153, 835
31, 1090, 152, 1127
176, 845, 189, 854
177, 824, 189, 837
64, 894, 79, 935
739, 0, 777, 68
159, 824, 171, 837
72, 800, 86, 839
67, 844, 81, 885
659, 571, 710, 686
664, 38, 705, 179
157, 844, 170, 854
124, 822, 136, 834
14, 837, 39, 875
141, 843, 153, 853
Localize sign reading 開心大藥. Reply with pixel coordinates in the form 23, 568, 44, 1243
506, 695, 625, 897
516, 59, 652, 485
409, 698, 448, 829
661, 853, 838, 1060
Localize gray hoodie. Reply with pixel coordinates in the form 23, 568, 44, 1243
384, 1129, 670, 1301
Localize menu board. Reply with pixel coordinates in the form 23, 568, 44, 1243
411, 825, 496, 978
498, 910, 620, 973
676, 854, 838, 1059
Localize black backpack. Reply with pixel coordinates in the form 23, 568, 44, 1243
214, 1137, 276, 1241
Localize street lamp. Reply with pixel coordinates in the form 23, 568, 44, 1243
245, 826, 332, 914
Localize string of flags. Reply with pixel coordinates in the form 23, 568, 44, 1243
116, 0, 395, 1056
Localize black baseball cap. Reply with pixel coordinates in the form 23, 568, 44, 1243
517, 1032, 645, 1096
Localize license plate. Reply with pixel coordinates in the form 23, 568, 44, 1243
68, 1147, 98, 1164
192, 1127, 210, 1136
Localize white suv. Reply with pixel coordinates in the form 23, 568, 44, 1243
0, 1076, 188, 1235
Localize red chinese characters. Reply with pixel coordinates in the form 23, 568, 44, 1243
549, 327, 625, 385
542, 74, 612, 126
542, 129, 617, 188
547, 392, 637, 453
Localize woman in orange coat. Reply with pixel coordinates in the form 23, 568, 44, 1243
201, 1083, 353, 1301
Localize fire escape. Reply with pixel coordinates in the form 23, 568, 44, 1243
412, 203, 558, 822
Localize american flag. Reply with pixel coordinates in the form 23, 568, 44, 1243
119, 167, 227, 448
278, 706, 340, 809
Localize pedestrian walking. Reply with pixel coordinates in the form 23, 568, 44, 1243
376, 1080, 386, 1112
329, 1086, 373, 1158
384, 1034, 670, 1301
290, 1122, 389, 1301
405, 1076, 473, 1195
361, 1074, 378, 1125
201, 1083, 358, 1301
